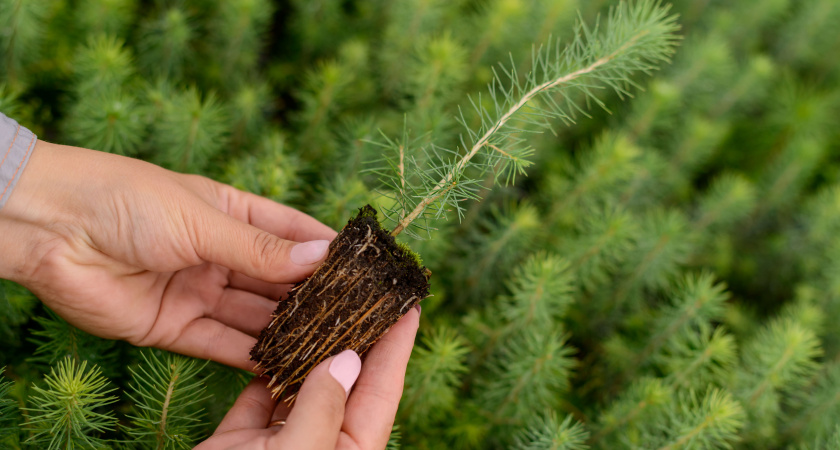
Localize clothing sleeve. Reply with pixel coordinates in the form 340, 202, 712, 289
0, 112, 37, 210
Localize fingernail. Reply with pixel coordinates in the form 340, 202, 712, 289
414, 303, 422, 315
329, 350, 362, 395
290, 240, 330, 265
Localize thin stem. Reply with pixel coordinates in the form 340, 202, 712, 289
157, 371, 178, 450
390, 32, 647, 237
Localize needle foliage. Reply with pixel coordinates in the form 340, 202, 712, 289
3, 0, 840, 448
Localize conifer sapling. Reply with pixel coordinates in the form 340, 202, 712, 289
251, 0, 680, 401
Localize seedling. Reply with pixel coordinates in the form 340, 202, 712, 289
251, 0, 680, 401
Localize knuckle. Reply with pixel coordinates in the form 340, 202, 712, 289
203, 325, 229, 360
252, 231, 285, 270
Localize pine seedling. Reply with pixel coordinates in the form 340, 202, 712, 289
453, 202, 542, 306
224, 130, 299, 204
636, 272, 729, 364
591, 377, 673, 447
545, 131, 642, 227
400, 326, 470, 426
252, 0, 679, 401
25, 357, 118, 449
229, 81, 272, 150
293, 55, 365, 161
656, 325, 738, 390
209, 0, 274, 86
736, 319, 823, 405
768, 78, 839, 143
149, 86, 229, 173
63, 34, 147, 155
693, 173, 757, 233
784, 363, 840, 444
512, 412, 589, 450
125, 350, 209, 449
610, 208, 695, 309
642, 388, 745, 449
372, 0, 679, 238
137, 5, 194, 80
477, 328, 577, 424
377, 0, 455, 100
755, 137, 826, 216
65, 86, 146, 155
406, 33, 469, 113
605, 272, 729, 380
734, 318, 823, 444
499, 252, 575, 331
559, 203, 639, 292
71, 34, 135, 95
28, 309, 117, 373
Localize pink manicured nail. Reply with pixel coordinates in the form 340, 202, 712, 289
290, 240, 330, 265
329, 350, 361, 395
415, 303, 422, 315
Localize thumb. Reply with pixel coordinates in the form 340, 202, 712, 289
190, 206, 331, 283
272, 350, 362, 450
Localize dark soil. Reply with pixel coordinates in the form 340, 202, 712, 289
250, 205, 430, 401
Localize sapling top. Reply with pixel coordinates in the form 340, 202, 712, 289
251, 0, 680, 401
373, 0, 680, 238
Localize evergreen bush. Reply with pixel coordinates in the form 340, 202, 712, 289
2, 0, 840, 448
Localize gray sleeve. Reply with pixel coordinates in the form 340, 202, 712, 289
0, 112, 37, 210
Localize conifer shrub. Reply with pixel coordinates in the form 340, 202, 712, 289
2, 0, 840, 448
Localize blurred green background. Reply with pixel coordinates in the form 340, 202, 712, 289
2, 0, 840, 448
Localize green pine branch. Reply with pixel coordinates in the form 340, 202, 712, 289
28, 308, 117, 371
478, 328, 576, 424
0, 368, 17, 439
653, 389, 745, 450
125, 350, 210, 449
24, 357, 118, 449
369, 0, 680, 238
512, 412, 589, 450
400, 326, 469, 426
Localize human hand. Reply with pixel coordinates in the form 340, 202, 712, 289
0, 141, 335, 371
196, 307, 420, 450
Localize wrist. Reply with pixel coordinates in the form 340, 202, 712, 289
0, 141, 79, 283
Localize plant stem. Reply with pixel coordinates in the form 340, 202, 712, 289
390, 33, 647, 237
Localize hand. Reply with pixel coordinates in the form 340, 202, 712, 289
196, 307, 420, 450
0, 140, 335, 371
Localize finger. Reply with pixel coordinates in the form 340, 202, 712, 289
209, 288, 277, 337
339, 308, 420, 450
167, 318, 259, 372
270, 350, 362, 450
218, 183, 337, 242
228, 271, 292, 300
271, 398, 293, 422
214, 377, 276, 435
189, 205, 330, 284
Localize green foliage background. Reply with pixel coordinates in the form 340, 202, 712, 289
2, 0, 840, 448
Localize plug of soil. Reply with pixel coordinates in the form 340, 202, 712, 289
250, 205, 430, 401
